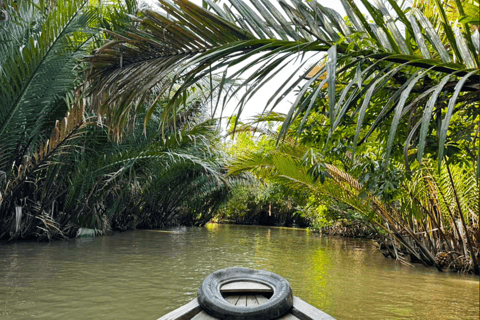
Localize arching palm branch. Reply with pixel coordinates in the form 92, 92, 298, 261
0, 0, 103, 240
0, 0, 99, 176
88, 0, 479, 172
0, 0, 234, 241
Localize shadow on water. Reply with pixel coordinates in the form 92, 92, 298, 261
0, 224, 478, 320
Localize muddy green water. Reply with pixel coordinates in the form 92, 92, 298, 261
0, 224, 478, 320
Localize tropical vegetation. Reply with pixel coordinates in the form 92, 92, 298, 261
0, 0, 230, 241
85, 0, 478, 273
1, 0, 478, 274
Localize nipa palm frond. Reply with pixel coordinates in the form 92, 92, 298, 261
88, 0, 479, 172
0, 0, 98, 176
6, 91, 88, 193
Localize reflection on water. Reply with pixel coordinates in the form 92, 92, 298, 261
0, 224, 478, 320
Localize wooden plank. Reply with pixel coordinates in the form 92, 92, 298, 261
224, 295, 240, 305
246, 295, 259, 306
291, 297, 336, 320
220, 281, 273, 293
157, 298, 202, 320
276, 313, 301, 320
255, 294, 269, 305
236, 295, 248, 306
191, 311, 219, 320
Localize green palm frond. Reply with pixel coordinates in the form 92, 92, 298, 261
88, 0, 479, 173
87, 0, 254, 135
60, 107, 229, 231
435, 162, 479, 221
0, 0, 98, 176
401, 158, 479, 269
3, 94, 88, 197
227, 141, 381, 229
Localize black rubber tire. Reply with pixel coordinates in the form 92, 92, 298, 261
197, 267, 293, 320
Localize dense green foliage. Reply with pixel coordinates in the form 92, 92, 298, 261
0, 0, 99, 240
1, 0, 478, 275
0, 0, 231, 241
216, 123, 313, 226
84, 0, 478, 273
87, 0, 479, 172
226, 125, 478, 272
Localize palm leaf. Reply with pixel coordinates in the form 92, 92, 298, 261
87, 0, 480, 173
437, 70, 479, 169
416, 74, 452, 164
0, 0, 97, 174
383, 69, 428, 165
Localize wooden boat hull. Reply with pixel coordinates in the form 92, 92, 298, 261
157, 296, 335, 320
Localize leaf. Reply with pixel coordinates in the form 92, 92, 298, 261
297, 76, 328, 140
373, 0, 411, 54
353, 62, 411, 152
360, 0, 401, 53
478, 131, 480, 180
416, 74, 451, 164
334, 64, 360, 121
223, 4, 253, 33
458, 16, 480, 25
438, 70, 478, 169
278, 63, 326, 140
370, 24, 393, 52
340, 0, 371, 36
408, 14, 431, 59
331, 59, 390, 135
385, 0, 413, 34
411, 8, 451, 63
202, 0, 230, 21
383, 69, 428, 165
326, 45, 336, 129
453, 25, 477, 69
472, 30, 480, 53
264, 55, 316, 113
249, 0, 288, 40
0, 0, 95, 172
298, 0, 338, 42
433, 0, 462, 64
278, 0, 313, 41
230, 0, 271, 39
258, 0, 299, 40
309, 1, 352, 37
86, 0, 479, 174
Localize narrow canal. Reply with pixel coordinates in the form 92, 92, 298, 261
1, 224, 478, 320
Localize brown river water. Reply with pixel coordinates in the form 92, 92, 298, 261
0, 224, 478, 320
